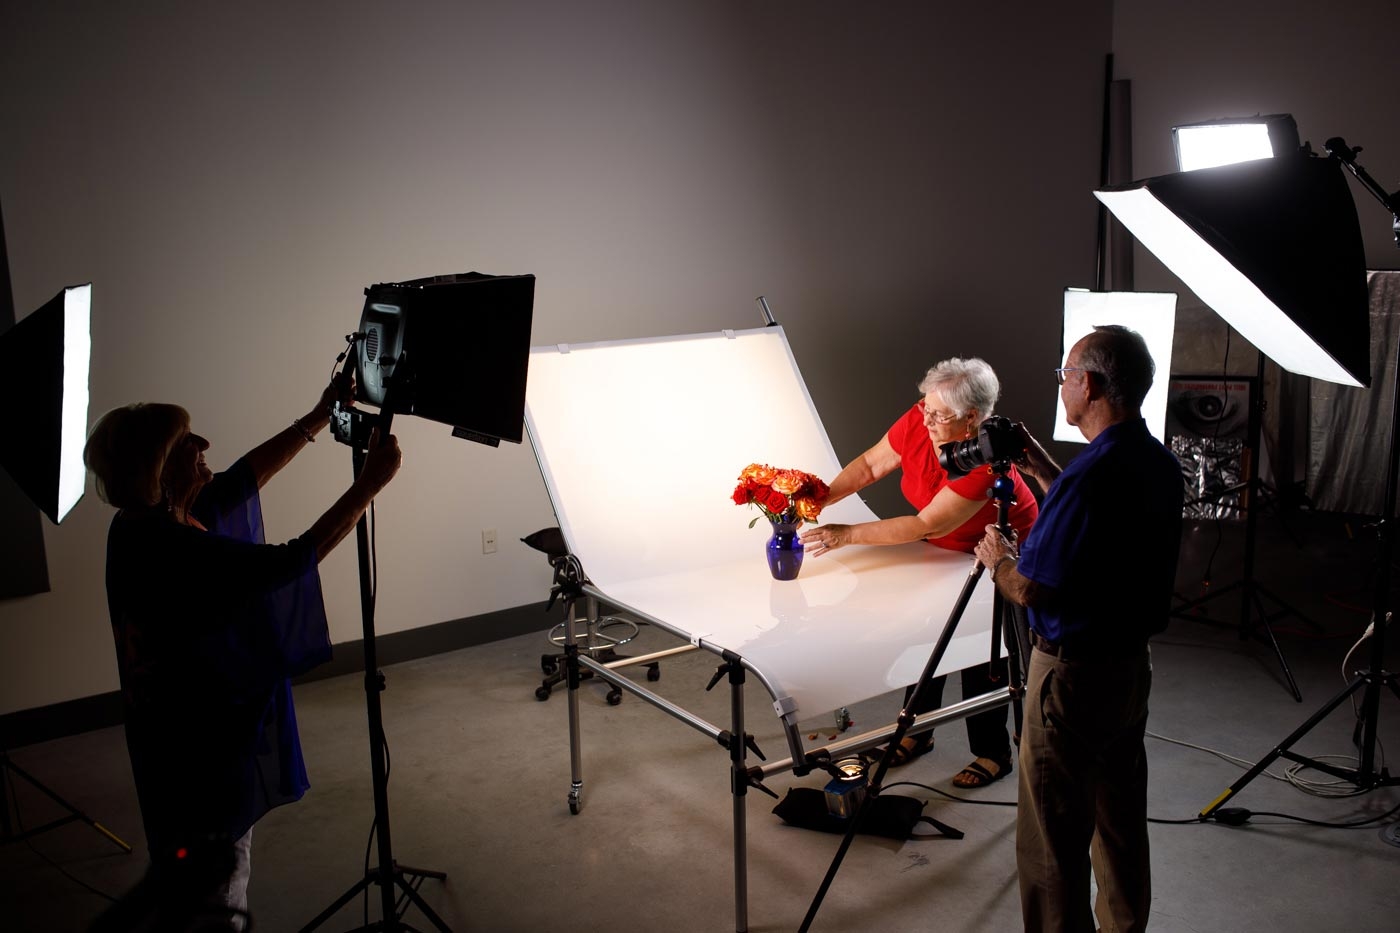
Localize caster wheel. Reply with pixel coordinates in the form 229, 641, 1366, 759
535, 685, 551, 701
569, 799, 580, 815
646, 665, 661, 682
606, 689, 622, 706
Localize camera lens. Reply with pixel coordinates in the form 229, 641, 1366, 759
938, 416, 1023, 478
939, 435, 988, 477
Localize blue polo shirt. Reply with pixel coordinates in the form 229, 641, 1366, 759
1018, 418, 1184, 645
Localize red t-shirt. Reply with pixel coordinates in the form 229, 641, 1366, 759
886, 404, 1038, 553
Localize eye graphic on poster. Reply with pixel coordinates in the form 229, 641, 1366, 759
1166, 376, 1255, 520
1168, 382, 1249, 438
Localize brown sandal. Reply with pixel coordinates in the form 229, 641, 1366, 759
872, 732, 934, 768
952, 756, 1011, 788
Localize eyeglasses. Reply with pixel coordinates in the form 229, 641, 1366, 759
917, 398, 964, 425
1054, 367, 1089, 386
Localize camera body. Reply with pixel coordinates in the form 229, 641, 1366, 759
938, 415, 1024, 477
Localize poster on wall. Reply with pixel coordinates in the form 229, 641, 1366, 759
1165, 375, 1255, 520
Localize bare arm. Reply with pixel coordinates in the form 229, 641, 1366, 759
823, 434, 901, 506
244, 374, 352, 488
803, 412, 996, 556
803, 483, 985, 555
1013, 423, 1062, 493
302, 428, 402, 562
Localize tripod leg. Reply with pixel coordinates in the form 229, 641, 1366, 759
1199, 673, 1370, 819
392, 867, 452, 932
298, 872, 374, 932
2, 755, 132, 852
1248, 588, 1302, 702
1001, 598, 1030, 743
799, 561, 986, 933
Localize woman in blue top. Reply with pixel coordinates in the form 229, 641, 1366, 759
84, 376, 401, 931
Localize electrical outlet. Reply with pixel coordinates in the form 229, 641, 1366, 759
481, 528, 497, 554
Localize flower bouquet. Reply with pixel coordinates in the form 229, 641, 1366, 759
731, 463, 829, 581
731, 463, 830, 527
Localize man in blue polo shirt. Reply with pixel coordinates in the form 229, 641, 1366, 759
975, 325, 1183, 933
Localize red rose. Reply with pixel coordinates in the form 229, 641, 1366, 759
764, 488, 790, 514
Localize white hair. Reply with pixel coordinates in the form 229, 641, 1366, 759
917, 357, 1000, 419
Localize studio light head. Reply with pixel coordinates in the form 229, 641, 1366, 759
0, 283, 92, 523
1172, 114, 1301, 172
338, 271, 535, 447
1095, 149, 1369, 387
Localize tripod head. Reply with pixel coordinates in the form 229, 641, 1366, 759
985, 454, 1020, 549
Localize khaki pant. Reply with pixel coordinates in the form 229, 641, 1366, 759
1017, 645, 1153, 933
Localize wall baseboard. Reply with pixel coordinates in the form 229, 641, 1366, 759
1, 601, 555, 750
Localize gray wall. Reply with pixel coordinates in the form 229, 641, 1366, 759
4, 0, 1134, 716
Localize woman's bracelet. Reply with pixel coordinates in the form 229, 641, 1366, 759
992, 554, 1018, 582
292, 417, 316, 443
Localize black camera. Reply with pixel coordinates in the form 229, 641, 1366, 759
938, 415, 1025, 477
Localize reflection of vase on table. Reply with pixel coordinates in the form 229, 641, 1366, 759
766, 519, 804, 580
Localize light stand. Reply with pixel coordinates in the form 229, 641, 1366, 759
0, 282, 130, 856
301, 412, 450, 933
1172, 350, 1314, 701
1, 749, 130, 853
304, 271, 532, 930
799, 465, 1026, 932
1199, 138, 1400, 817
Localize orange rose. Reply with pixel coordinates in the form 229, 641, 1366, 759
772, 470, 804, 496
740, 463, 777, 485
795, 496, 822, 523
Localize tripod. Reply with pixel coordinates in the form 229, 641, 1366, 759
2, 748, 131, 853
302, 411, 450, 933
1199, 138, 1400, 818
799, 465, 1027, 932
1172, 351, 1314, 701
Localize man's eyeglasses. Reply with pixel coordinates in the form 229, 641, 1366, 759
917, 398, 963, 425
1054, 367, 1089, 386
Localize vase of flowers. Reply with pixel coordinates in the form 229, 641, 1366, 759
765, 519, 804, 581
731, 463, 829, 581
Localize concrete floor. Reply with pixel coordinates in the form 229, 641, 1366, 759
3, 510, 1399, 932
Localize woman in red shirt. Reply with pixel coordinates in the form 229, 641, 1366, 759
800, 357, 1036, 787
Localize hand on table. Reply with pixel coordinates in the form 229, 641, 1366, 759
800, 523, 850, 558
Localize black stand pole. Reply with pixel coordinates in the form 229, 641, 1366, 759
301, 413, 450, 933
799, 468, 1025, 932
1199, 138, 1400, 818
1173, 351, 1312, 701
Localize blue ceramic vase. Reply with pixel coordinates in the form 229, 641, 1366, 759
766, 519, 804, 581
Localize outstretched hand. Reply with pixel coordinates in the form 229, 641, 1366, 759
799, 523, 850, 558
973, 523, 1017, 570
318, 370, 356, 416
1012, 422, 1057, 485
